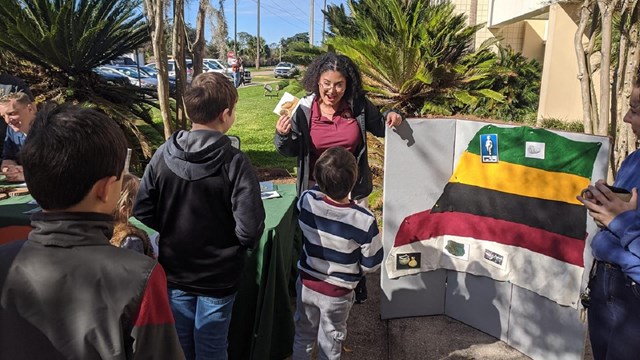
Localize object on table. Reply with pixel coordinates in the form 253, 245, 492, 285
260, 181, 274, 192
261, 191, 281, 200
7, 188, 29, 197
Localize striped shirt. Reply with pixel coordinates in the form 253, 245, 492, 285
297, 188, 383, 296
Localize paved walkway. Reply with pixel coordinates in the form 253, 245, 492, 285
339, 270, 595, 360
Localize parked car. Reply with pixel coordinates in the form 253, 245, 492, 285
138, 65, 177, 95
93, 67, 129, 86
108, 57, 137, 66
274, 62, 299, 78
93, 65, 140, 86
204, 58, 229, 74
242, 69, 252, 84
203, 60, 227, 74
107, 66, 157, 89
163, 60, 193, 81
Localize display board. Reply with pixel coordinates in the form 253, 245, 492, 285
381, 118, 609, 360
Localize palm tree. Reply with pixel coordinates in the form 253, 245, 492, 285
325, 0, 504, 115
0, 0, 157, 158
471, 45, 542, 122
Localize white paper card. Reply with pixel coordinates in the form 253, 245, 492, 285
273, 92, 300, 116
525, 141, 545, 159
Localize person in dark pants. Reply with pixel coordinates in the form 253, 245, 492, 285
577, 67, 640, 360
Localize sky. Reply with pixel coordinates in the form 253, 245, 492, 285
185, 0, 348, 47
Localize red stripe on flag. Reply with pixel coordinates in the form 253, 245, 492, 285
394, 210, 585, 266
134, 264, 175, 327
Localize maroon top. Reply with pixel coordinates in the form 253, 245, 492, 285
308, 99, 361, 180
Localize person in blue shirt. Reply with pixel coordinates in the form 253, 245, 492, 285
577, 69, 640, 360
0, 73, 33, 157
0, 90, 37, 182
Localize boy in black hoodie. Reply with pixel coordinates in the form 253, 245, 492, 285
134, 72, 265, 360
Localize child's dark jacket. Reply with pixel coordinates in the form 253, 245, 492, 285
0, 212, 184, 359
134, 129, 265, 297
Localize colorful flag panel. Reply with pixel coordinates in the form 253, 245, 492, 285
386, 125, 602, 307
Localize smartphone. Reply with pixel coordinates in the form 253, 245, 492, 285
605, 184, 630, 194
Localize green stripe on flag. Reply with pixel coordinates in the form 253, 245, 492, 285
467, 125, 601, 178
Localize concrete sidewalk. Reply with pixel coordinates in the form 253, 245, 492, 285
340, 270, 594, 360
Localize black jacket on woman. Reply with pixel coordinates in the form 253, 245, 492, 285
274, 94, 398, 200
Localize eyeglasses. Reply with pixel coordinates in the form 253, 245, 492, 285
318, 82, 345, 92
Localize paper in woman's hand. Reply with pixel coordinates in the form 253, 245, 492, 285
273, 92, 300, 117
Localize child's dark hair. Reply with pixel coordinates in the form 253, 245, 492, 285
184, 72, 238, 124
301, 53, 364, 102
20, 103, 127, 210
314, 147, 357, 200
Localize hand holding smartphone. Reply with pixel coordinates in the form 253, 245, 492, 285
581, 184, 631, 204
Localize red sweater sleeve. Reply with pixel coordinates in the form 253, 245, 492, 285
131, 264, 185, 359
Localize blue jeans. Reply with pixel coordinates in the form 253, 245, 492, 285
588, 262, 640, 360
168, 288, 236, 360
232, 72, 240, 88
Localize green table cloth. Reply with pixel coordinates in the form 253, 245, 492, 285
0, 184, 300, 360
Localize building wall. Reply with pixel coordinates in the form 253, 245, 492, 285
521, 20, 546, 64
451, 0, 589, 122
537, 2, 584, 122
489, 0, 553, 27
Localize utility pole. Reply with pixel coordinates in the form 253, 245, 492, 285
322, 0, 326, 44
256, 0, 261, 69
234, 0, 237, 62
309, 0, 314, 46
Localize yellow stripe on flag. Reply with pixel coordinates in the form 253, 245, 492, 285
450, 152, 589, 205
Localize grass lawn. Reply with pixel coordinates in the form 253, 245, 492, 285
229, 85, 297, 172
142, 85, 297, 174
251, 75, 278, 83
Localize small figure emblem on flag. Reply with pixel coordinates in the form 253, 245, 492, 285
480, 134, 499, 163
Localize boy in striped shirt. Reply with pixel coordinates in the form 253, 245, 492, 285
292, 146, 383, 360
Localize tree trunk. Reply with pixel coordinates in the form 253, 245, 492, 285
623, 2, 640, 160
586, 13, 600, 129
192, 0, 207, 77
143, 0, 173, 139
596, 0, 615, 136
612, 0, 637, 175
172, 0, 188, 129
575, 0, 594, 134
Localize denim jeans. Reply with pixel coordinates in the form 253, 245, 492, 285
232, 72, 240, 88
168, 288, 236, 360
588, 262, 640, 360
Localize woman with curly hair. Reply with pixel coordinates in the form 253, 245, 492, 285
274, 53, 403, 304
274, 53, 402, 201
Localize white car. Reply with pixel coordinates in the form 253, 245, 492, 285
274, 62, 299, 78
204, 59, 229, 73
203, 60, 227, 74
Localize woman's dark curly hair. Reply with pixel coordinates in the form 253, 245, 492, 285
301, 52, 364, 102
